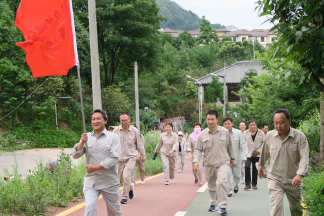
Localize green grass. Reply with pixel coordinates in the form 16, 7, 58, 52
0, 150, 86, 215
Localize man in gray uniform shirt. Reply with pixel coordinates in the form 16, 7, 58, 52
258, 109, 309, 216
223, 117, 248, 197
72, 109, 122, 216
113, 112, 146, 204
194, 110, 235, 215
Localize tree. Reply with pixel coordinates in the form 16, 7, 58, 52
73, 0, 164, 87
197, 16, 220, 45
257, 0, 324, 161
204, 76, 223, 102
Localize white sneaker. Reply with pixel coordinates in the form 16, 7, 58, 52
141, 180, 146, 184
165, 181, 169, 185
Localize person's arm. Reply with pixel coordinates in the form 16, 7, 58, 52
255, 130, 265, 155
292, 134, 309, 188
155, 135, 163, 153
169, 133, 179, 155
240, 132, 248, 162
193, 133, 203, 170
136, 130, 146, 161
257, 136, 270, 178
227, 133, 236, 166
72, 133, 88, 159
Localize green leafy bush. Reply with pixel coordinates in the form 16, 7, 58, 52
0, 151, 86, 215
297, 110, 320, 156
143, 132, 163, 175
302, 168, 324, 216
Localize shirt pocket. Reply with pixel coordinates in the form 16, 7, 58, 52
288, 143, 299, 151
269, 145, 277, 157
128, 135, 136, 146
202, 139, 211, 154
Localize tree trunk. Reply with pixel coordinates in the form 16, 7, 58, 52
320, 90, 324, 162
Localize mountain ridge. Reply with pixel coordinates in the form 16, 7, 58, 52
156, 0, 227, 31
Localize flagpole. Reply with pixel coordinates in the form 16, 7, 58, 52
77, 64, 89, 164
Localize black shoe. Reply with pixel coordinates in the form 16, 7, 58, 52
121, 199, 128, 204
129, 190, 134, 199
228, 193, 232, 197
264, 174, 267, 178
244, 185, 251, 190
234, 188, 238, 193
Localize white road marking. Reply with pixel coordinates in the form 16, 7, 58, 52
174, 211, 187, 216
197, 182, 208, 192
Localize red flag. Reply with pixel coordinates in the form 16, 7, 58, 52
15, 0, 78, 78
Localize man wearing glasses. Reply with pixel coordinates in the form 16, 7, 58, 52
113, 112, 146, 204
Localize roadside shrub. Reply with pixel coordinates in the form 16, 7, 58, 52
0, 151, 86, 215
297, 110, 320, 156
302, 167, 324, 216
142, 132, 163, 176
11, 125, 80, 148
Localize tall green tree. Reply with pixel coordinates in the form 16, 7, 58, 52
74, 0, 164, 87
197, 16, 220, 45
257, 0, 324, 161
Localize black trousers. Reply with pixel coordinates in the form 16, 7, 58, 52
245, 157, 259, 186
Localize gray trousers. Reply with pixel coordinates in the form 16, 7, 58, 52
268, 178, 303, 216
227, 162, 242, 194
132, 159, 146, 183
191, 157, 203, 184
176, 152, 185, 171
206, 164, 228, 208
161, 153, 176, 181
118, 157, 136, 199
83, 185, 122, 216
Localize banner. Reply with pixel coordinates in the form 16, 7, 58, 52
15, 0, 78, 78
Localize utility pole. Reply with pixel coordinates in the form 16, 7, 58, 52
135, 62, 140, 132
88, 0, 102, 109
223, 63, 226, 118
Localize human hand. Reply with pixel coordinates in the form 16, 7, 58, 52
258, 170, 264, 178
230, 159, 235, 166
168, 150, 174, 156
292, 175, 303, 188
86, 164, 97, 173
194, 162, 199, 171
189, 156, 192, 161
81, 133, 88, 143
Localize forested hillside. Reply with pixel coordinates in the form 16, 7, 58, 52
156, 0, 225, 30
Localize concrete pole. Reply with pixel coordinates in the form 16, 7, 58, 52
135, 62, 140, 132
88, 0, 102, 109
223, 64, 226, 118
199, 84, 203, 123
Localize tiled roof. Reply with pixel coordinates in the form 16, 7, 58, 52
196, 61, 267, 84
221, 29, 276, 37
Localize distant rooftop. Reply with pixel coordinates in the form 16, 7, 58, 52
197, 61, 267, 84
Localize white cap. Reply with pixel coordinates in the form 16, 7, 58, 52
178, 131, 184, 136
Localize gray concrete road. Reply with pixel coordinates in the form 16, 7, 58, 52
0, 148, 73, 180
184, 177, 291, 216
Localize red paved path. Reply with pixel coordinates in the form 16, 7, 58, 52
51, 159, 205, 216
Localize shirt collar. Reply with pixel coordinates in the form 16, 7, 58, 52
207, 126, 221, 134
91, 128, 108, 137
274, 127, 293, 138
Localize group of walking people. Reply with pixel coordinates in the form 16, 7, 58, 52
72, 108, 309, 216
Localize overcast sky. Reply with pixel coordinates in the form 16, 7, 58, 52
171, 0, 274, 30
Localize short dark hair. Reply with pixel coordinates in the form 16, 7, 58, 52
120, 112, 131, 118
249, 119, 258, 126
223, 117, 233, 123
193, 123, 202, 128
165, 122, 173, 129
206, 110, 219, 118
262, 124, 268, 128
239, 121, 247, 126
91, 109, 108, 121
274, 109, 291, 120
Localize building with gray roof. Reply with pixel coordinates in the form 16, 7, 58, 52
195, 60, 267, 103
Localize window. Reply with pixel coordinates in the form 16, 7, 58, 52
242, 37, 246, 41
233, 37, 236, 42
261, 37, 265, 42
227, 84, 240, 102
271, 37, 276, 42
